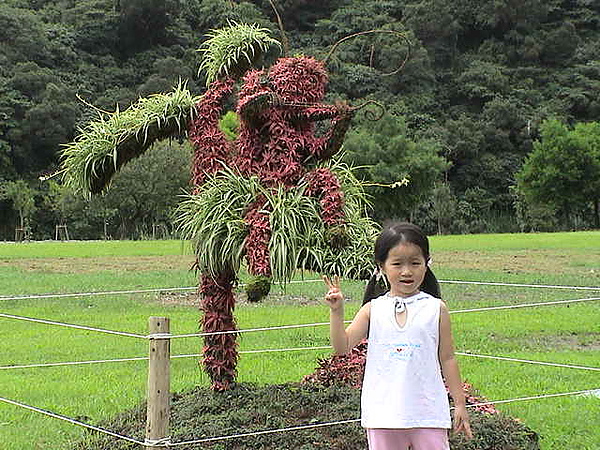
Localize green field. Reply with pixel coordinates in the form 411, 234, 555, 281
0, 232, 599, 449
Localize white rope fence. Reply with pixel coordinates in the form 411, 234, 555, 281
1, 296, 598, 341
1, 279, 598, 302
2, 279, 599, 447
2, 388, 597, 448
455, 352, 600, 372
439, 280, 600, 291
0, 395, 146, 446
1, 347, 598, 372
0, 346, 333, 371
0, 313, 147, 339
0, 279, 326, 302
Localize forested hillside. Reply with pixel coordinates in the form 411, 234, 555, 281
1, 0, 599, 239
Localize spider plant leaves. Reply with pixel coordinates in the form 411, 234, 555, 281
176, 160, 378, 284
176, 167, 261, 278
60, 82, 199, 196
198, 22, 281, 86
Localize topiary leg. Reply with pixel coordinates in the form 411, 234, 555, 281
199, 268, 238, 391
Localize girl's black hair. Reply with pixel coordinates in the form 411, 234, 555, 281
362, 222, 441, 305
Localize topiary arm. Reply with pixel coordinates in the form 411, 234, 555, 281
60, 83, 200, 195
305, 103, 355, 160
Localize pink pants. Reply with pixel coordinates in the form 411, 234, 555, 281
366, 428, 449, 450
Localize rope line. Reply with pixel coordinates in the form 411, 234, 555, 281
451, 296, 600, 314
439, 280, 600, 291
0, 396, 145, 446
0, 279, 325, 302
455, 352, 600, 372
163, 322, 333, 339
160, 296, 600, 339
1, 388, 596, 448
1, 296, 596, 341
170, 418, 362, 446
0, 346, 332, 371
164, 388, 599, 447
0, 313, 146, 339
1, 279, 598, 302
2, 347, 596, 372
0, 287, 196, 302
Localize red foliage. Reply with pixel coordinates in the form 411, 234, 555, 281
306, 168, 345, 226
302, 340, 368, 388
244, 199, 272, 277
189, 78, 235, 188
200, 269, 238, 391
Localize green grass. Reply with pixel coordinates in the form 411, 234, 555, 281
0, 234, 599, 450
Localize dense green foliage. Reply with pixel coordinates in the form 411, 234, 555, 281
1, 0, 599, 239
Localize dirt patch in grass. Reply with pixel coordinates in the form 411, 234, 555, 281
434, 249, 600, 278
156, 291, 322, 308
0, 255, 196, 274
492, 332, 600, 351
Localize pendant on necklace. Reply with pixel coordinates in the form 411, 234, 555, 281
395, 300, 406, 313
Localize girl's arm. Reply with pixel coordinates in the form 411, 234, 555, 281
439, 301, 473, 439
324, 276, 370, 355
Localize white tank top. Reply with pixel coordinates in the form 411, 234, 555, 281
361, 291, 451, 429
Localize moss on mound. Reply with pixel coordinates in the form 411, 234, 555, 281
74, 382, 539, 449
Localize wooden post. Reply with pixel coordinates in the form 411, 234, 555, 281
146, 317, 170, 449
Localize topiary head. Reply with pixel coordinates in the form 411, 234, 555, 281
267, 56, 328, 104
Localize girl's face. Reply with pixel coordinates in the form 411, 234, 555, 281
380, 241, 427, 298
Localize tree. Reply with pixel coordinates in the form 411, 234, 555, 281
98, 141, 191, 239
342, 113, 448, 221
0, 179, 37, 237
516, 118, 600, 228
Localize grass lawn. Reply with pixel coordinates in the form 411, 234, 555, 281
0, 232, 599, 449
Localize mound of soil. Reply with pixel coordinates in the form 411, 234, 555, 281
74, 382, 539, 450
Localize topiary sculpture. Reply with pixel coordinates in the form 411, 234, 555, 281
60, 19, 407, 391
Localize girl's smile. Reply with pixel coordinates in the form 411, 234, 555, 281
381, 242, 427, 297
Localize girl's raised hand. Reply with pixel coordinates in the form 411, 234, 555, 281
323, 275, 344, 311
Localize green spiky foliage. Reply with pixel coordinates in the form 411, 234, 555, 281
176, 158, 379, 284
198, 22, 281, 86
60, 83, 200, 195
245, 275, 272, 302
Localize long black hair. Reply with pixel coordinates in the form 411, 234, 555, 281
362, 222, 441, 305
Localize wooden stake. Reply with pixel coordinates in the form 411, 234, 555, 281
146, 317, 170, 449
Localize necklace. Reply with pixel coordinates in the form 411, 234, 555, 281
395, 299, 407, 314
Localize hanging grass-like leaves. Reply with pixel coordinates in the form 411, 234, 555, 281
313, 157, 380, 279
265, 158, 379, 282
60, 82, 199, 195
176, 167, 262, 277
263, 183, 324, 283
198, 22, 281, 86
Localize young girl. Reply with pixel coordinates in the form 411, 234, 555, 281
324, 222, 472, 450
